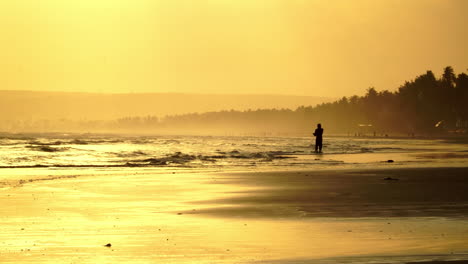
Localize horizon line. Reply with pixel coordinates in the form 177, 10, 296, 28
0, 89, 339, 98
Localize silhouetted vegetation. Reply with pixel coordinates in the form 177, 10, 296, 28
150, 66, 468, 136
1, 67, 467, 136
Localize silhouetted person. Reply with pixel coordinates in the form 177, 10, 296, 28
313, 123, 324, 153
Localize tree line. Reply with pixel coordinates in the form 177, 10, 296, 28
147, 66, 468, 135
2, 66, 467, 136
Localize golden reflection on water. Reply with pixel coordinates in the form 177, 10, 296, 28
0, 169, 467, 263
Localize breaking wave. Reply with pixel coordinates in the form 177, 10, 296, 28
26, 145, 69, 152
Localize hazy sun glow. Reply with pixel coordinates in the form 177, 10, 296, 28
1, 0, 467, 96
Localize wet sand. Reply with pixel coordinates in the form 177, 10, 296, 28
188, 167, 468, 218
1, 167, 468, 263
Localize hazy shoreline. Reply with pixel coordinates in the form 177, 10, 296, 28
2, 131, 468, 141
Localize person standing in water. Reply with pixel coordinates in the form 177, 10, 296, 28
313, 123, 324, 153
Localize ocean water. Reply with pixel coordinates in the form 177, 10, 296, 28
1, 134, 467, 170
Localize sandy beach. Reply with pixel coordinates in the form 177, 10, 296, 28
1, 166, 468, 264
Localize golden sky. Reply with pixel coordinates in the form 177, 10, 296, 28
1, 0, 467, 97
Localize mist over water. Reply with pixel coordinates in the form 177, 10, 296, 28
1, 134, 466, 170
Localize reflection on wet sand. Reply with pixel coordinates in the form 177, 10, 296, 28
0, 167, 468, 263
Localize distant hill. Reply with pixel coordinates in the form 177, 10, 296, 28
0, 90, 334, 120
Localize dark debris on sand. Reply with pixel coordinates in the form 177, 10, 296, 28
383, 177, 399, 181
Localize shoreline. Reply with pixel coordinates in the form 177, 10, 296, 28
2, 130, 468, 140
